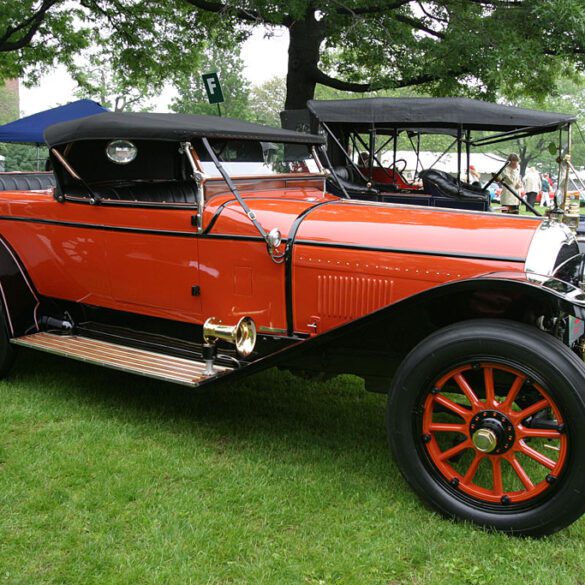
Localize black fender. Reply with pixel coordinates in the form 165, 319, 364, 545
0, 237, 39, 337
241, 275, 585, 386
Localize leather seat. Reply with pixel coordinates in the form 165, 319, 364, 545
418, 169, 488, 202
331, 166, 377, 195
0, 172, 56, 191
66, 181, 198, 204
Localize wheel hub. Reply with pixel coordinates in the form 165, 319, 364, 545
472, 428, 498, 453
469, 410, 515, 455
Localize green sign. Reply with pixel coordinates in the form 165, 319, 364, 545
202, 72, 224, 105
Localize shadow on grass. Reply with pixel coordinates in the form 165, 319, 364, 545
8, 348, 393, 482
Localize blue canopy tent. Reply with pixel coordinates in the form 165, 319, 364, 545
0, 99, 107, 145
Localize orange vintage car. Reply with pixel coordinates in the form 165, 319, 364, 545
1, 111, 585, 536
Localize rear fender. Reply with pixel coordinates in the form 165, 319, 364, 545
0, 237, 39, 337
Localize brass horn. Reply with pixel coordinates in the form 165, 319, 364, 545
203, 316, 257, 357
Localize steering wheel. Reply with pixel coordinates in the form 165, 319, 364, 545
387, 158, 407, 175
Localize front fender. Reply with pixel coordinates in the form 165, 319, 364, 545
272, 274, 584, 380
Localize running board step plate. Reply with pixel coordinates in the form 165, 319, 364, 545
11, 332, 233, 387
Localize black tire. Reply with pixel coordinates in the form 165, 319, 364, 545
0, 307, 15, 378
387, 319, 585, 536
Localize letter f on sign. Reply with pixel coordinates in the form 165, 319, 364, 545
202, 72, 224, 104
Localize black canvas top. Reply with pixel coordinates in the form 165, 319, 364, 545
307, 97, 576, 133
45, 111, 325, 147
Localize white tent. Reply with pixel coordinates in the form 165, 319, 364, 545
381, 150, 506, 178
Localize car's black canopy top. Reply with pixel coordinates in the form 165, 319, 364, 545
307, 97, 576, 135
45, 111, 325, 147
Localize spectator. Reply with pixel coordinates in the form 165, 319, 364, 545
498, 153, 523, 214
468, 165, 482, 186
523, 166, 540, 208
541, 173, 551, 207
358, 151, 370, 167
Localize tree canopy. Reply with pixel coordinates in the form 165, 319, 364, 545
2, 1, 585, 111
0, 1, 224, 89
182, 0, 585, 108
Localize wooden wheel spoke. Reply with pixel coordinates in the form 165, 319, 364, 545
518, 427, 561, 440
462, 453, 483, 484
438, 439, 471, 461
515, 398, 550, 422
519, 442, 556, 470
509, 455, 535, 490
429, 423, 467, 434
483, 366, 496, 407
434, 394, 472, 421
500, 374, 526, 412
454, 373, 481, 409
491, 457, 504, 496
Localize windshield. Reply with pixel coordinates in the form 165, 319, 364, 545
196, 139, 320, 177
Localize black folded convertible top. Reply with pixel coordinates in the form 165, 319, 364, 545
45, 111, 325, 147
307, 97, 576, 134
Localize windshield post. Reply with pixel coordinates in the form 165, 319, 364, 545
561, 124, 573, 210
320, 122, 370, 185
200, 137, 288, 264
368, 126, 375, 182
415, 132, 421, 178
457, 126, 462, 192
319, 145, 350, 199
181, 141, 205, 233
465, 130, 471, 183
311, 146, 325, 172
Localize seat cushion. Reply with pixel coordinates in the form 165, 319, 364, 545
419, 169, 488, 202
0, 172, 56, 191
66, 180, 197, 204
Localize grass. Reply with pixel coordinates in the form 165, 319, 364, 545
1, 349, 584, 585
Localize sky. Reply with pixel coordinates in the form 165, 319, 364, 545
20, 27, 290, 116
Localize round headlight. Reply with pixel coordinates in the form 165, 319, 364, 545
106, 140, 137, 164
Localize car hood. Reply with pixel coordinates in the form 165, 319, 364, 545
290, 200, 541, 263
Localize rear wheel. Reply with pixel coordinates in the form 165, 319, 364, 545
387, 319, 585, 536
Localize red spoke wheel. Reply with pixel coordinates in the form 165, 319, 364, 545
387, 319, 585, 536
422, 363, 567, 505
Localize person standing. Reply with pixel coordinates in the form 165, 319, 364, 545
541, 173, 551, 207
498, 153, 523, 214
468, 165, 482, 186
523, 166, 541, 209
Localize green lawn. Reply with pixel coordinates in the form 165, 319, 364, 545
1, 349, 584, 585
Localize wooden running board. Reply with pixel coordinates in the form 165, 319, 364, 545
11, 332, 233, 387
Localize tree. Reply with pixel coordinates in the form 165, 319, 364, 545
0, 81, 43, 171
248, 76, 286, 127
73, 55, 153, 111
487, 77, 585, 175
183, 1, 585, 109
0, 81, 18, 124
3, 1, 585, 120
0, 1, 225, 90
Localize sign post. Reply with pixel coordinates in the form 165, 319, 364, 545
202, 72, 225, 116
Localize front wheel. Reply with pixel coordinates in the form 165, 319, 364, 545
387, 319, 585, 536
